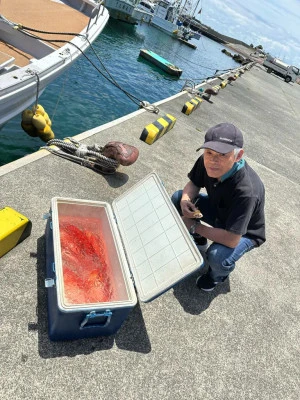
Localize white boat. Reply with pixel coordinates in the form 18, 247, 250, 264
104, 0, 153, 25
179, 0, 202, 40
136, 0, 156, 14
149, 0, 195, 42
150, 0, 180, 36
0, 0, 109, 128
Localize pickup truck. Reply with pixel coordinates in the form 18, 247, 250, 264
263, 56, 300, 83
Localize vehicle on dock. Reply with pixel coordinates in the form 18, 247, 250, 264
263, 55, 300, 83
0, 0, 109, 128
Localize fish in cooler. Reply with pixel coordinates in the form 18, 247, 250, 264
59, 216, 115, 304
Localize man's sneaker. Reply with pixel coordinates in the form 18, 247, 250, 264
192, 233, 209, 252
196, 273, 218, 292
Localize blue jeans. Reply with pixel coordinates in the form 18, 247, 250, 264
171, 190, 256, 283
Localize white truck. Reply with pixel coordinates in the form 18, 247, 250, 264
263, 55, 300, 83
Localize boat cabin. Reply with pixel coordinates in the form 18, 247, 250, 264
137, 0, 155, 13
154, 0, 179, 23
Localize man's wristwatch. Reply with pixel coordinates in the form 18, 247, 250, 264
190, 219, 201, 235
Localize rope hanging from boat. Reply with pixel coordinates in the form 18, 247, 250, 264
13, 22, 160, 114
33, 73, 40, 111
41, 138, 120, 174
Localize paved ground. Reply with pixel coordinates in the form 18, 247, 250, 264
0, 63, 299, 400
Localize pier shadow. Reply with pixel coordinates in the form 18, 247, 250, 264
172, 268, 230, 315
30, 235, 151, 359
202, 98, 214, 104
267, 73, 293, 84
101, 170, 130, 188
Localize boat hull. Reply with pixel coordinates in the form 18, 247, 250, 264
150, 15, 178, 36
104, 0, 152, 25
0, 1, 109, 128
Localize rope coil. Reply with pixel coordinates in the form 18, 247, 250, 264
42, 137, 120, 174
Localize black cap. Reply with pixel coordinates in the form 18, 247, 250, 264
197, 123, 243, 154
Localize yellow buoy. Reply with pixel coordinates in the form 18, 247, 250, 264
33, 104, 45, 115
32, 114, 47, 130
38, 125, 55, 142
21, 103, 55, 141
21, 109, 34, 124
21, 121, 39, 137
43, 111, 52, 126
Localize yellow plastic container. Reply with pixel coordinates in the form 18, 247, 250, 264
0, 207, 32, 257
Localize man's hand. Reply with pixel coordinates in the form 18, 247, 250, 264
180, 199, 199, 218
180, 181, 202, 219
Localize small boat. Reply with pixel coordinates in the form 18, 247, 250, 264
104, 0, 153, 25
0, 0, 109, 128
139, 49, 183, 77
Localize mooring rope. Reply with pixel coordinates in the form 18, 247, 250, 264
33, 73, 40, 112
13, 21, 160, 114
41, 138, 120, 174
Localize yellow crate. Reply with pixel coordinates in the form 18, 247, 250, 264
0, 207, 32, 257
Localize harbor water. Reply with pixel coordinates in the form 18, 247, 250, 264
0, 19, 239, 166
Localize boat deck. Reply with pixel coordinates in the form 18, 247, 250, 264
0, 0, 90, 67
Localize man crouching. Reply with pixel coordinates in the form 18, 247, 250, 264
171, 122, 266, 291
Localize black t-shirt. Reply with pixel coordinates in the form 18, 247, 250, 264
188, 155, 266, 246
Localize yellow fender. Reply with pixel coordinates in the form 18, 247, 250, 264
21, 103, 55, 141
21, 109, 34, 124
32, 114, 47, 130
34, 104, 45, 115
43, 112, 52, 126
140, 114, 176, 145
182, 97, 203, 115
21, 121, 39, 137
38, 125, 55, 142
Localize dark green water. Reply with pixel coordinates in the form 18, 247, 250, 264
0, 19, 239, 166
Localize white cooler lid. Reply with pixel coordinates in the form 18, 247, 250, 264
112, 172, 203, 303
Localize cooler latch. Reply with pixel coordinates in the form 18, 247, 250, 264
45, 278, 55, 288
43, 212, 52, 229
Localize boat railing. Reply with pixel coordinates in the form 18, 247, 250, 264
86, 1, 105, 33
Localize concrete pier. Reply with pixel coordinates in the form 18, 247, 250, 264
0, 64, 299, 400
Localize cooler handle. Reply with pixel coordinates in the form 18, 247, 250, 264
80, 310, 112, 329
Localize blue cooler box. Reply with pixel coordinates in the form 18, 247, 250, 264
45, 172, 203, 341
